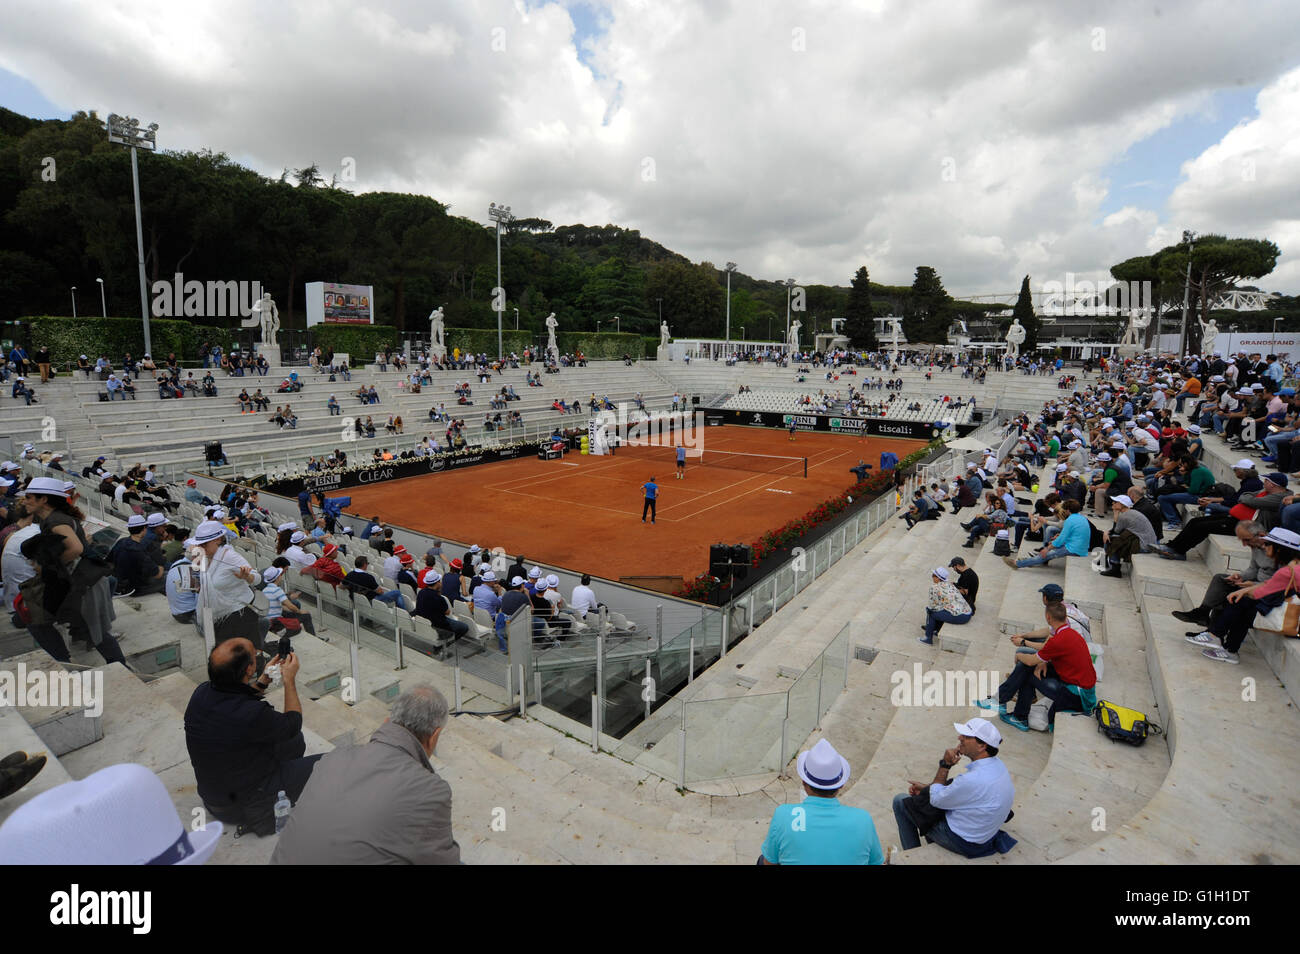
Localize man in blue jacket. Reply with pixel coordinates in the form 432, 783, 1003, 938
1006, 498, 1091, 569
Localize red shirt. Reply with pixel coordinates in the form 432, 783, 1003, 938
1038, 624, 1096, 689
309, 558, 345, 587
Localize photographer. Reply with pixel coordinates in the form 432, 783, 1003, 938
18, 477, 125, 666
183, 637, 322, 837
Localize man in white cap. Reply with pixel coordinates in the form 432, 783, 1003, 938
472, 570, 502, 619
283, 530, 319, 569
191, 519, 267, 648
1098, 493, 1157, 578
0, 762, 223, 865
759, 739, 884, 865
892, 717, 1016, 858
111, 513, 166, 597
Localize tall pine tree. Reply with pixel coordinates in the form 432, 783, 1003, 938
903, 266, 952, 344
843, 266, 877, 348
1011, 275, 1040, 351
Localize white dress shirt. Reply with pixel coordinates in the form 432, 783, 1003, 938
570, 584, 598, 618
928, 756, 1015, 844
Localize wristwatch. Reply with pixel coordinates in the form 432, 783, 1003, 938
939, 759, 954, 770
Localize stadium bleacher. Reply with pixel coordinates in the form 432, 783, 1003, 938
2, 356, 1297, 864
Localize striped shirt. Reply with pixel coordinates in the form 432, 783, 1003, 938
263, 581, 286, 620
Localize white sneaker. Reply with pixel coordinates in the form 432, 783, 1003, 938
1202, 647, 1239, 664
1184, 632, 1217, 647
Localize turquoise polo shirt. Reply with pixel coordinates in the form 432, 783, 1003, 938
760, 798, 884, 865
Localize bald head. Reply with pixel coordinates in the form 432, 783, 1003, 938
209, 638, 256, 686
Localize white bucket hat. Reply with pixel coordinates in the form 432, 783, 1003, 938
192, 520, 227, 544
0, 763, 222, 865
18, 477, 68, 498
796, 739, 850, 791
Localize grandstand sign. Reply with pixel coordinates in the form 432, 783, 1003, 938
715, 409, 969, 441
264, 441, 545, 495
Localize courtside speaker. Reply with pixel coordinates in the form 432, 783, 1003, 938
730, 543, 752, 579
692, 395, 701, 405
972, 411, 984, 423
204, 441, 225, 463
709, 543, 731, 577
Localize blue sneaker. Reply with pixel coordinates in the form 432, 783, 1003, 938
974, 697, 1005, 715
1261, 456, 1277, 463
999, 712, 1031, 732
917, 637, 934, 645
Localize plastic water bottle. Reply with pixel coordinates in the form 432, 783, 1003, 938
273, 791, 291, 833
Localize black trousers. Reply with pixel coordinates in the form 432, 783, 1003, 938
642, 498, 656, 522
1168, 515, 1237, 554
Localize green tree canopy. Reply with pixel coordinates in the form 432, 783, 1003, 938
843, 265, 877, 348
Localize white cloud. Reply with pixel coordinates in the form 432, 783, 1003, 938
1166, 65, 1300, 291
0, 0, 1298, 296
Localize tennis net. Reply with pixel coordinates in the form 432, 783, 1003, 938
610, 439, 806, 478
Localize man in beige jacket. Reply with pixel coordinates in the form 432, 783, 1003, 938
271, 685, 460, 864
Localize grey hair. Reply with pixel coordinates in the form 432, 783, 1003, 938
1239, 520, 1265, 536
389, 684, 449, 741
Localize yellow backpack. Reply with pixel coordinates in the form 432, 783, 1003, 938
1095, 700, 1163, 746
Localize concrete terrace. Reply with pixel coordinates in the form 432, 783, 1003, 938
2, 361, 1295, 863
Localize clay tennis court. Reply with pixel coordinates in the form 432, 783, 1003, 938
342, 425, 925, 585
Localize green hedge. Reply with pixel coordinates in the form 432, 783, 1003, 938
441, 327, 535, 356
555, 332, 644, 360
23, 316, 226, 365
307, 324, 401, 357
435, 328, 645, 360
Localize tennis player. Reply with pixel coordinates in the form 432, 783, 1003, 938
675, 445, 686, 479
642, 476, 658, 523
788, 420, 797, 441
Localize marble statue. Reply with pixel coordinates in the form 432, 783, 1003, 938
544, 312, 558, 358
660, 320, 671, 346
788, 319, 802, 352
1004, 318, 1026, 361
1199, 317, 1219, 355
428, 305, 446, 359
888, 317, 902, 361
1119, 311, 1151, 347
251, 293, 280, 347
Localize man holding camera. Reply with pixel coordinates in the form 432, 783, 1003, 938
183, 637, 322, 837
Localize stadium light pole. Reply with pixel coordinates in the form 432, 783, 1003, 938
70, 286, 77, 319
656, 297, 663, 324
1178, 230, 1195, 356
488, 201, 513, 360
96, 277, 107, 318
106, 114, 158, 357
1274, 316, 1283, 353
514, 307, 519, 330
724, 262, 737, 346
613, 315, 620, 333
785, 278, 796, 343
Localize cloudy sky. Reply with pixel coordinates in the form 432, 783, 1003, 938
2, 0, 1299, 298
